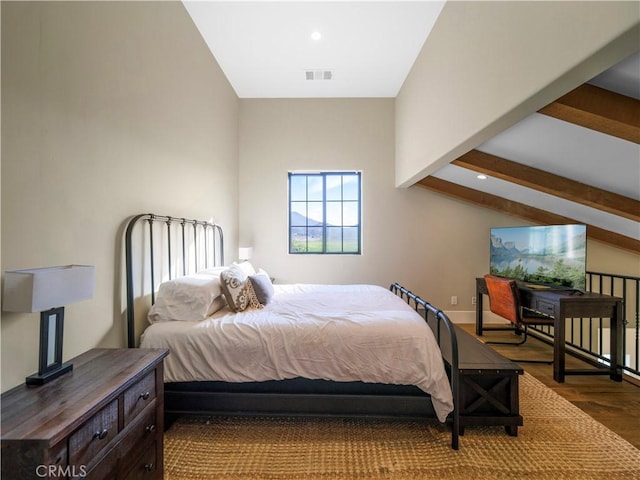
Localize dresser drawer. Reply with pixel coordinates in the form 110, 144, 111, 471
121, 441, 158, 480
35, 441, 69, 479
118, 402, 158, 458
83, 450, 117, 480
124, 371, 156, 426
77, 403, 159, 480
69, 399, 118, 469
49, 441, 68, 479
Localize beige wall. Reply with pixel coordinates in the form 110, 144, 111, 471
239, 99, 519, 309
587, 241, 640, 278
396, 1, 640, 187
2, 2, 638, 394
239, 98, 639, 323
1, 1, 239, 391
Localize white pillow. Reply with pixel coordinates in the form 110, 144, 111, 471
148, 273, 226, 324
232, 261, 256, 277
197, 266, 228, 277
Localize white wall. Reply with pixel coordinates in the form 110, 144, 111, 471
396, 0, 640, 187
1, 1, 239, 391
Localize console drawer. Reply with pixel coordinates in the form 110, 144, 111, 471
124, 371, 156, 426
68, 399, 118, 468
535, 299, 555, 316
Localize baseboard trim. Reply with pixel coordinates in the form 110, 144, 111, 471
444, 310, 510, 325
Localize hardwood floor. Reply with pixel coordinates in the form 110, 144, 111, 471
458, 323, 640, 449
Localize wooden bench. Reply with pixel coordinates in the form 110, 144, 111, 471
434, 320, 524, 436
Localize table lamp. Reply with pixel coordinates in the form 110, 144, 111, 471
3, 265, 95, 385
238, 247, 253, 262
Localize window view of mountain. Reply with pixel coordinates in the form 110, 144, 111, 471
290, 212, 359, 253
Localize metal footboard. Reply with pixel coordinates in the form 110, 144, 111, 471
390, 282, 460, 450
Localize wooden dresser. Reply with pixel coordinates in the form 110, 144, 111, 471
1, 348, 169, 479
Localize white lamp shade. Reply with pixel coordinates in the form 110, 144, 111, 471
3, 265, 95, 313
238, 247, 253, 261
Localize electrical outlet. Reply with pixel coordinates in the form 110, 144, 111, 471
471, 296, 476, 305
450, 295, 458, 306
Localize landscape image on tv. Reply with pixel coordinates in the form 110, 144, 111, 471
490, 224, 587, 290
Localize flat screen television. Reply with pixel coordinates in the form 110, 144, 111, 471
490, 224, 587, 291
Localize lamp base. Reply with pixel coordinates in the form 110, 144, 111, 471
26, 362, 73, 386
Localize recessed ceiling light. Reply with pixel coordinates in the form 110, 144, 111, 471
311, 31, 322, 41
477, 174, 487, 180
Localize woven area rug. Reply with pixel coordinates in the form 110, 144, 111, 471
164, 373, 640, 480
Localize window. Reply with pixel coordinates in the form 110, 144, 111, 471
288, 171, 361, 254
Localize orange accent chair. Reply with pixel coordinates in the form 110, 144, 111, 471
484, 274, 554, 363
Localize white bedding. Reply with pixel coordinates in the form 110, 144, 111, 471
140, 284, 454, 422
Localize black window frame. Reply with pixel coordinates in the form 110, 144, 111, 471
288, 171, 362, 255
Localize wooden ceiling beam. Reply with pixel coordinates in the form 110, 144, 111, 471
452, 150, 640, 222
416, 176, 640, 254
538, 84, 640, 143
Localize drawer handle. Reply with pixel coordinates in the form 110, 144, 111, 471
93, 428, 109, 440
144, 463, 154, 472
139, 391, 151, 400
146, 424, 156, 433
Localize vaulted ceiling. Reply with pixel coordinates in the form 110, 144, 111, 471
184, 1, 640, 254
424, 56, 639, 254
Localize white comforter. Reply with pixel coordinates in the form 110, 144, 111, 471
140, 284, 454, 422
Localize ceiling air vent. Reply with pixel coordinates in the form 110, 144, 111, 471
305, 70, 333, 81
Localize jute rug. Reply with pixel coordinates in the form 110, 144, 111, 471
164, 373, 640, 479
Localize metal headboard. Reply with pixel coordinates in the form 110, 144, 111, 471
124, 213, 224, 348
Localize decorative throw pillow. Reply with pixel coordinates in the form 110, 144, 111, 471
244, 278, 263, 310
248, 271, 274, 305
220, 265, 263, 312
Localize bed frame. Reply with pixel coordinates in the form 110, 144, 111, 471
124, 213, 461, 449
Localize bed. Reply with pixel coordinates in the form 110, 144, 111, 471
124, 213, 461, 449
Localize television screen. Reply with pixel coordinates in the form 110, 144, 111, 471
490, 224, 587, 290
